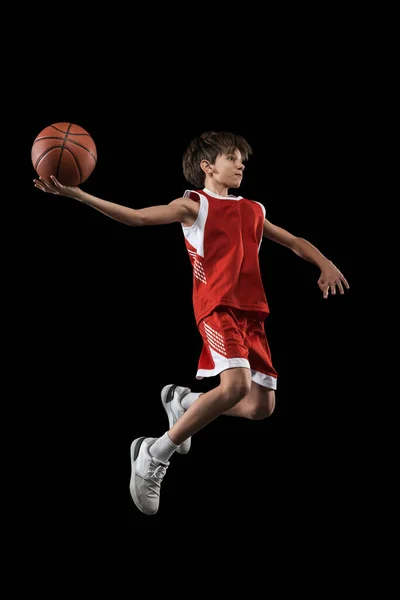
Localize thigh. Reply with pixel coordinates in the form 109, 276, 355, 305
220, 366, 252, 390
199, 307, 248, 359
196, 306, 252, 381
246, 317, 278, 389
240, 380, 275, 418
249, 380, 275, 406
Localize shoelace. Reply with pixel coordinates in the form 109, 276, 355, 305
146, 461, 168, 497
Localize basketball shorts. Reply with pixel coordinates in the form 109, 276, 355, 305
196, 305, 278, 389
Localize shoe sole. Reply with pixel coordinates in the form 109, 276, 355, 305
161, 384, 191, 455
129, 437, 156, 515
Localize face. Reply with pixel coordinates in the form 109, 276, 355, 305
211, 149, 245, 188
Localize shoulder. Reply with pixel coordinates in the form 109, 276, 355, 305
241, 197, 266, 218
183, 189, 202, 203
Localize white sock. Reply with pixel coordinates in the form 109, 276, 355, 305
150, 432, 179, 463
181, 392, 202, 411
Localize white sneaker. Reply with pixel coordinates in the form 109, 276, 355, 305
129, 437, 169, 515
161, 384, 192, 455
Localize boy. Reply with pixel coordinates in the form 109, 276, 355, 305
33, 131, 350, 516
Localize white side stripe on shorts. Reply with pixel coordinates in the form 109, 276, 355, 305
203, 322, 227, 356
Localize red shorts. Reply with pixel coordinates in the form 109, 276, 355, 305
196, 306, 278, 389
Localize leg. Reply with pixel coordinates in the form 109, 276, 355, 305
167, 366, 251, 445
223, 380, 275, 419
130, 367, 251, 515
221, 311, 277, 419
130, 307, 275, 515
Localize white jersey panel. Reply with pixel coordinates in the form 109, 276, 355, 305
181, 191, 209, 258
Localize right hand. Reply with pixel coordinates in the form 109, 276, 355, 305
33, 175, 81, 200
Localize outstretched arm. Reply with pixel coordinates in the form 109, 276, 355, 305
263, 218, 350, 299
33, 176, 198, 227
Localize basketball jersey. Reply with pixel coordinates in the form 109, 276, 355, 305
182, 188, 270, 325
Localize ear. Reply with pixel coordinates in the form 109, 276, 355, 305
200, 159, 214, 175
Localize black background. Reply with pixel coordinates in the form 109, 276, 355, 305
19, 63, 356, 539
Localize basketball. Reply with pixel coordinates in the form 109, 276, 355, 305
31, 122, 97, 186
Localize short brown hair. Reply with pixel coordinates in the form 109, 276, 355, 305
182, 131, 253, 188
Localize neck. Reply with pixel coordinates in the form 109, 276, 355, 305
203, 179, 230, 196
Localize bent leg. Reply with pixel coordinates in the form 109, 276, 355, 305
223, 380, 275, 419
168, 367, 251, 446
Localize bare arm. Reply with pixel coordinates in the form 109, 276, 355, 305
263, 218, 350, 298
33, 176, 198, 226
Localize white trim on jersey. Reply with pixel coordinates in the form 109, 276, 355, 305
202, 187, 243, 200
183, 189, 265, 255
182, 191, 209, 258
253, 201, 266, 251
253, 200, 266, 218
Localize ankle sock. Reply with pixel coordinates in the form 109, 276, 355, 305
150, 432, 178, 462
181, 392, 202, 410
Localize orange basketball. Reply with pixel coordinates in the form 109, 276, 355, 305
31, 122, 97, 186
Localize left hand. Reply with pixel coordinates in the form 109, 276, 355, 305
33, 175, 82, 200
318, 261, 350, 299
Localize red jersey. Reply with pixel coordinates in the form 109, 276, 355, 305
182, 188, 269, 325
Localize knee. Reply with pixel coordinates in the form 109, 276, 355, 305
248, 396, 275, 420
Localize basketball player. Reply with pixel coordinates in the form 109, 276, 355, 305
33, 131, 350, 516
